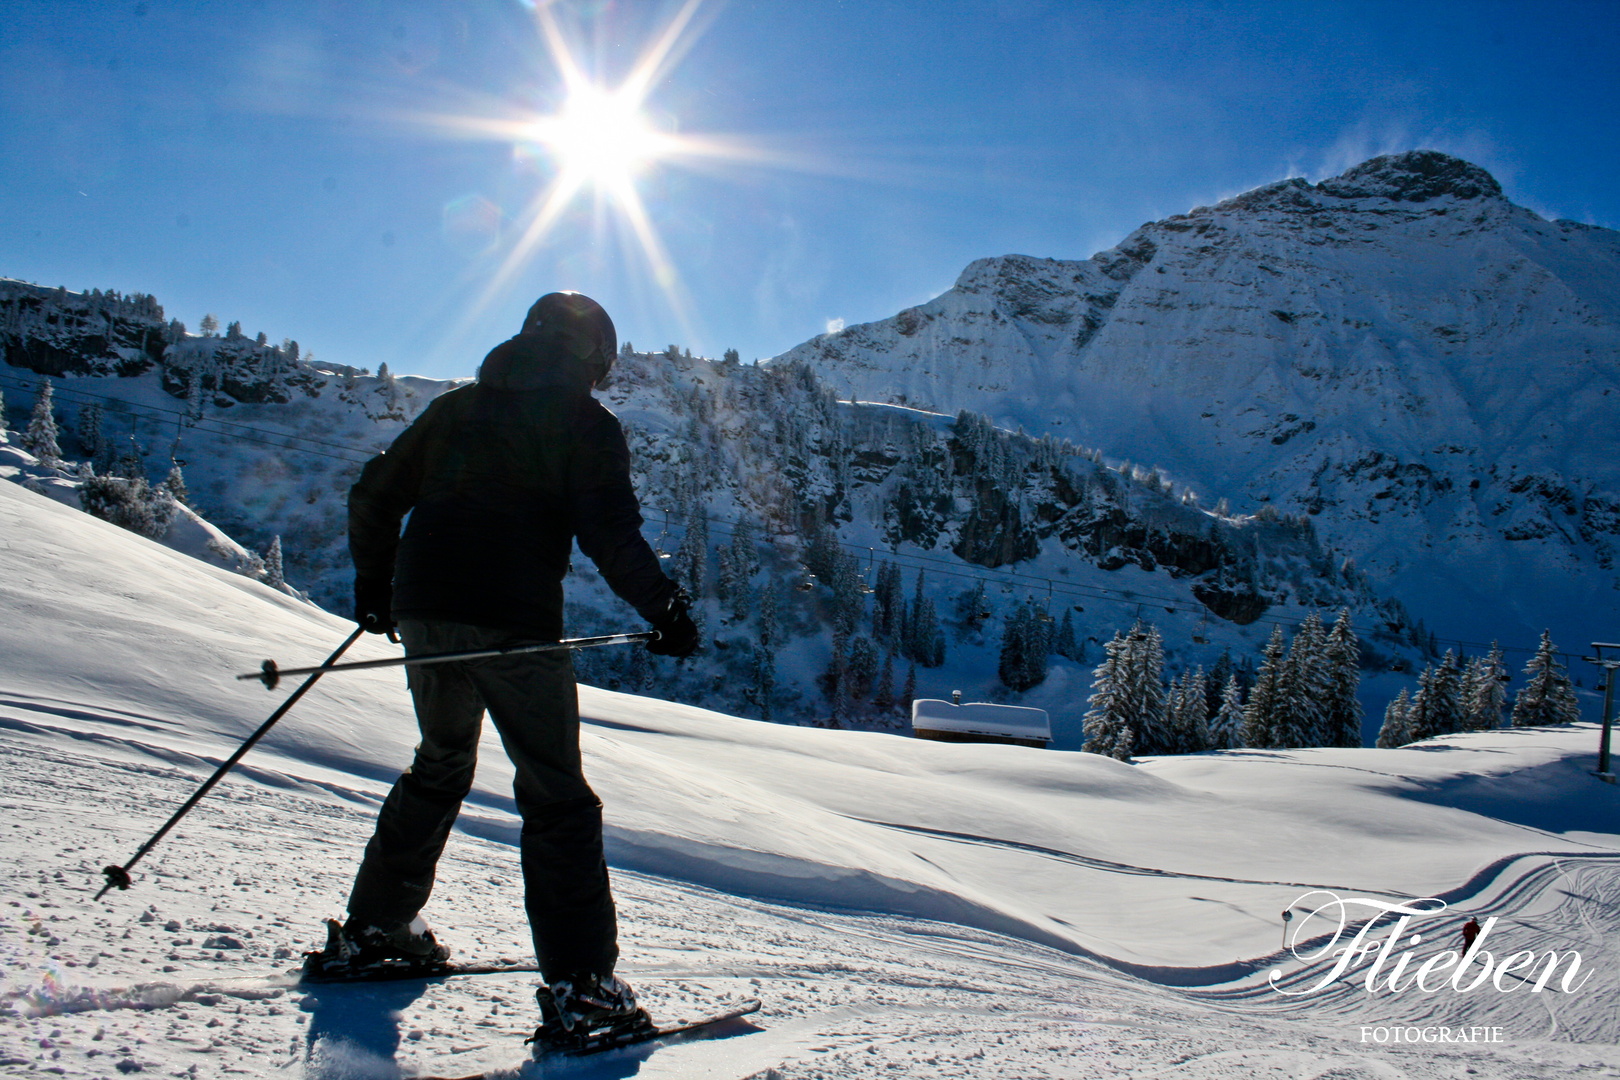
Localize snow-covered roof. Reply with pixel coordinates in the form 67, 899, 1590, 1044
910, 698, 1051, 741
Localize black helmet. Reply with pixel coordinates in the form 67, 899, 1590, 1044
521, 291, 616, 383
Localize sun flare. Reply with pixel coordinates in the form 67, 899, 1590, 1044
533, 83, 668, 193
416, 0, 772, 342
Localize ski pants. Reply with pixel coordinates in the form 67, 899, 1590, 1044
346, 618, 619, 982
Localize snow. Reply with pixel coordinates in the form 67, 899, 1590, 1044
3, 461, 1620, 1077
769, 152, 1620, 655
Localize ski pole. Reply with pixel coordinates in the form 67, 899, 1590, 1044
236, 631, 659, 690
97, 625, 367, 901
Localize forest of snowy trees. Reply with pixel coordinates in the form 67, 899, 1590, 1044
1375, 631, 1583, 746
1082, 609, 1363, 760
1079, 607, 1588, 761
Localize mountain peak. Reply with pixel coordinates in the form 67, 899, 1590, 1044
1316, 150, 1504, 203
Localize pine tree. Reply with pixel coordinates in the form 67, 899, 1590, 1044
1169, 667, 1209, 753
1463, 642, 1509, 730
1206, 649, 1234, 720
847, 636, 879, 702
900, 662, 917, 715
76, 402, 105, 462
874, 651, 895, 712
754, 584, 779, 722
1132, 622, 1169, 753
265, 535, 285, 590
0, 386, 7, 435
628, 640, 653, 694
1054, 608, 1079, 662
23, 379, 62, 464
1241, 626, 1288, 748
1407, 652, 1464, 741
1209, 675, 1245, 749
999, 604, 1031, 689
673, 510, 709, 596
1274, 612, 1328, 747
1324, 609, 1364, 747
715, 547, 737, 606
1511, 631, 1583, 727
998, 603, 1047, 690
1083, 631, 1134, 760
1376, 689, 1413, 748
163, 463, 189, 507
199, 313, 218, 335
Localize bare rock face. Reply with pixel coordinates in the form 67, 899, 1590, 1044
770, 152, 1620, 648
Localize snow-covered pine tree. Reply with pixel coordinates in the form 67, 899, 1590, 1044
1169, 667, 1209, 753
1054, 608, 1080, 661
1404, 664, 1437, 743
75, 402, 105, 462
753, 583, 779, 722
672, 509, 709, 597
872, 561, 904, 645
626, 637, 652, 693
847, 635, 879, 702
1324, 608, 1364, 747
1409, 651, 1465, 741
1241, 626, 1288, 748
715, 546, 737, 606
904, 570, 945, 668
1463, 642, 1508, 730
1510, 630, 1583, 727
23, 379, 62, 464
874, 651, 895, 712
265, 535, 285, 590
1119, 621, 1169, 754
1082, 631, 1133, 760
998, 603, 1033, 690
1274, 612, 1328, 747
1209, 675, 1244, 749
0, 387, 7, 435
1206, 649, 1234, 720
900, 661, 917, 714
1376, 689, 1413, 748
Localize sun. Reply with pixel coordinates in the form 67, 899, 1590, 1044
532, 83, 668, 195
412, 0, 771, 341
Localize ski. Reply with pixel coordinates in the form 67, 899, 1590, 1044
297, 958, 543, 984
416, 998, 762, 1076
297, 918, 543, 984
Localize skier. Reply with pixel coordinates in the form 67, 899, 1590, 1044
1461, 917, 1481, 954
311, 291, 699, 1044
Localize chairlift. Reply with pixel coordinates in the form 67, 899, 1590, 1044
1038, 582, 1055, 623
653, 509, 672, 559
1192, 609, 1210, 645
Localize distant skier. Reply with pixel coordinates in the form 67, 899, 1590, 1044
313, 291, 698, 1043
1461, 917, 1481, 954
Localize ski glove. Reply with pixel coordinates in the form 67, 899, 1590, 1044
354, 576, 398, 642
645, 587, 699, 659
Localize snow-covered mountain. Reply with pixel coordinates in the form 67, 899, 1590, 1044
2, 280, 1424, 740
770, 151, 1620, 655
3, 466, 1619, 1079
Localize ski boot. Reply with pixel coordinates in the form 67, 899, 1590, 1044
300, 916, 451, 981
529, 973, 651, 1052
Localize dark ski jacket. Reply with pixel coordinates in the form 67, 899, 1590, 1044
348, 333, 676, 639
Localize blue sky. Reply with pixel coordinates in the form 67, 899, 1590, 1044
2, 0, 1617, 380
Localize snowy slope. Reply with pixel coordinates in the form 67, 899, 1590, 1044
3, 446, 1619, 1077
770, 152, 1620, 653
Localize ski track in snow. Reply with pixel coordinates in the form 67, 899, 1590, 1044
3, 720, 1619, 1079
